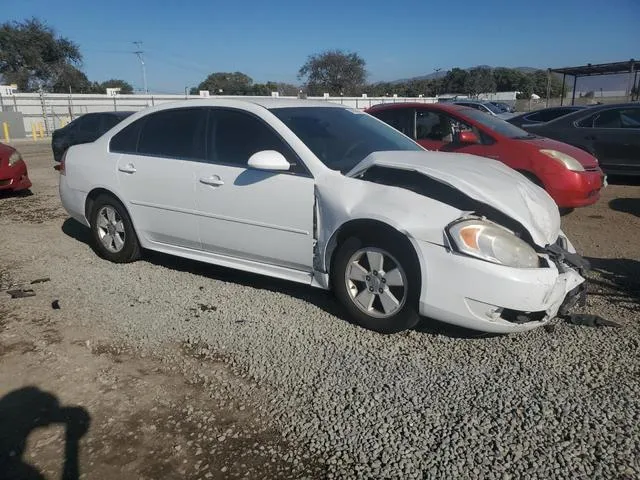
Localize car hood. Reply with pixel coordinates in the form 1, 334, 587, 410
524, 136, 599, 168
347, 151, 561, 247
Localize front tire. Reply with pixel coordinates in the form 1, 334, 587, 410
90, 194, 141, 263
331, 233, 421, 334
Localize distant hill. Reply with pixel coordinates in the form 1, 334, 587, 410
391, 66, 633, 92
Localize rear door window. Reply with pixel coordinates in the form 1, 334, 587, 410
137, 108, 207, 160
110, 118, 144, 154
620, 108, 640, 128
593, 109, 622, 128
369, 108, 415, 138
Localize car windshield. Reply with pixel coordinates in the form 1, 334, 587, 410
270, 107, 424, 173
461, 108, 533, 138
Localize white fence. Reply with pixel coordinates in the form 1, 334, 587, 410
0, 92, 439, 138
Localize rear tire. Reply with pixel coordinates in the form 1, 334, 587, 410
331, 232, 421, 334
89, 194, 141, 263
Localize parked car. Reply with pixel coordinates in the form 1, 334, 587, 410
58, 99, 589, 335
488, 101, 515, 113
508, 106, 587, 128
52, 111, 135, 162
366, 102, 604, 210
518, 103, 640, 175
451, 100, 516, 120
0, 142, 32, 193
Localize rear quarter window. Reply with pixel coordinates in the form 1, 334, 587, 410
110, 118, 144, 154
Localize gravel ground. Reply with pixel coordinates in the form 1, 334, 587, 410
1, 141, 639, 479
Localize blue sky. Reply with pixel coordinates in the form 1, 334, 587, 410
4, 0, 639, 93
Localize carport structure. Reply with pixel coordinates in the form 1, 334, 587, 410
546, 59, 639, 106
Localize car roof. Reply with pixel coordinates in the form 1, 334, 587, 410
366, 102, 472, 114
453, 100, 491, 106
111, 111, 136, 117
509, 105, 585, 119
184, 98, 347, 109
105, 98, 353, 128
540, 102, 640, 125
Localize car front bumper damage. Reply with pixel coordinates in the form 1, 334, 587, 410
413, 239, 590, 333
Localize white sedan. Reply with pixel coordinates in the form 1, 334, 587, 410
58, 99, 589, 334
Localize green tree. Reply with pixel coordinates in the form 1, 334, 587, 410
98, 79, 134, 94
298, 49, 367, 95
441, 68, 468, 94
274, 82, 300, 96
51, 65, 91, 93
528, 70, 564, 98
195, 72, 254, 95
367, 82, 394, 96
492, 67, 522, 92
464, 67, 496, 96
0, 18, 82, 91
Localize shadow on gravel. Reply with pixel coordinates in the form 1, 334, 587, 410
61, 218, 500, 339
0, 189, 33, 200
586, 257, 640, 308
0, 386, 90, 480
62, 218, 92, 244
609, 198, 640, 218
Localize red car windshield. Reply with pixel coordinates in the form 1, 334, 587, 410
461, 108, 533, 138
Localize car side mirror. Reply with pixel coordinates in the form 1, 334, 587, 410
247, 150, 290, 171
458, 130, 480, 144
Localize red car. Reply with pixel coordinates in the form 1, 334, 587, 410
366, 103, 605, 210
0, 142, 32, 193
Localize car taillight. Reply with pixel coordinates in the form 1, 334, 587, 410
58, 152, 66, 175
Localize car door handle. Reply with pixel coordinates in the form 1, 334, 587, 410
585, 134, 597, 141
199, 176, 224, 187
118, 163, 136, 174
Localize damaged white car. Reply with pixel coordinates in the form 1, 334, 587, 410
58, 99, 589, 334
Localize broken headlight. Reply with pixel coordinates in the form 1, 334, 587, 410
448, 219, 539, 268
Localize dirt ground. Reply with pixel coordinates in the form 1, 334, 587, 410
0, 141, 323, 480
1, 141, 639, 479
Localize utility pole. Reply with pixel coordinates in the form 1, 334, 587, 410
133, 41, 148, 94
434, 68, 442, 97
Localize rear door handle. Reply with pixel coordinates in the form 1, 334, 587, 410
118, 163, 136, 174
199, 175, 224, 187
585, 135, 597, 141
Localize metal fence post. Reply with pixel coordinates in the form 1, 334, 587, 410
68, 87, 74, 120
39, 89, 50, 136
0, 93, 4, 112
12, 94, 17, 111
113, 96, 117, 111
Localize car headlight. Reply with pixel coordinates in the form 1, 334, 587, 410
8, 151, 22, 166
539, 149, 584, 172
448, 219, 539, 268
